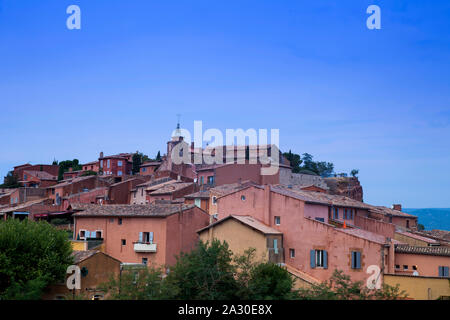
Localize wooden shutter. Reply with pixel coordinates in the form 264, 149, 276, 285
323, 251, 328, 269
310, 250, 316, 268
356, 252, 361, 269
149, 232, 154, 244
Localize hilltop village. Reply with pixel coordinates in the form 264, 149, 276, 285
1, 129, 449, 300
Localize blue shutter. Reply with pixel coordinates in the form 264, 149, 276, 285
445, 267, 449, 277
139, 232, 143, 243
85, 231, 90, 238
356, 252, 361, 269
323, 251, 328, 269
273, 239, 278, 254
149, 232, 154, 244
310, 250, 316, 268
91, 231, 96, 238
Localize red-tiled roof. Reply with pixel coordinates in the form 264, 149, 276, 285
197, 215, 282, 235
149, 182, 193, 195
395, 245, 450, 257
24, 170, 57, 181
72, 203, 196, 217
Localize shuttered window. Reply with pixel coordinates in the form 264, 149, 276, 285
351, 251, 362, 269
310, 250, 328, 269
439, 266, 449, 277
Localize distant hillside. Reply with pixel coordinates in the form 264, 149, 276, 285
403, 208, 450, 231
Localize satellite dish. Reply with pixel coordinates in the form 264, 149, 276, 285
413, 271, 419, 276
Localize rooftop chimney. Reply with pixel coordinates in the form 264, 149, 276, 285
100, 151, 104, 158
392, 204, 402, 211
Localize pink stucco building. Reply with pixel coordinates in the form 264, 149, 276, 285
72, 203, 210, 267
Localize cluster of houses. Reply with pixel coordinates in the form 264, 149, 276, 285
1, 129, 449, 300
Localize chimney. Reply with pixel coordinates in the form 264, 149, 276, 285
392, 204, 402, 211
69, 167, 73, 172
100, 151, 104, 158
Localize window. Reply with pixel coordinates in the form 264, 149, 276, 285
289, 249, 295, 258
412, 265, 417, 271
100, 160, 103, 168
200, 176, 204, 185
406, 220, 410, 229
139, 232, 154, 244
241, 195, 246, 201
121, 239, 126, 246
351, 251, 362, 269
194, 198, 201, 208
207, 176, 215, 185
438, 266, 449, 277
118, 161, 123, 167
403, 265, 408, 270
118, 171, 123, 176
118, 218, 122, 225
142, 167, 147, 172
395, 264, 400, 269
315, 217, 325, 222
107, 159, 110, 168
79, 230, 86, 239
310, 249, 328, 269
142, 258, 148, 266
212, 196, 217, 205
52, 188, 55, 195
333, 207, 339, 219
24, 174, 27, 180
274, 216, 281, 225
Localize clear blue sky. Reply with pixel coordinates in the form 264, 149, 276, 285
1, 1, 449, 208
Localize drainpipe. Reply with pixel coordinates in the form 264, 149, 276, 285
263, 185, 271, 225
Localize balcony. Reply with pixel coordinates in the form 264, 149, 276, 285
134, 242, 157, 253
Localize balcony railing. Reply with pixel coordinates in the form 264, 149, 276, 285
133, 242, 157, 253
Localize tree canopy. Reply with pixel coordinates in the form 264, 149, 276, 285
283, 151, 334, 177
0, 171, 21, 188
0, 219, 73, 299
57, 159, 82, 180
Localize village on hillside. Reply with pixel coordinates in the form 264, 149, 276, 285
1, 127, 449, 300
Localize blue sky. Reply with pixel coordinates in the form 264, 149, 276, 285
0, 0, 449, 207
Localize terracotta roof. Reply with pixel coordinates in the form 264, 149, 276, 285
46, 175, 99, 189
82, 161, 98, 166
0, 198, 49, 213
197, 215, 282, 235
338, 227, 388, 245
72, 250, 99, 264
395, 245, 450, 257
271, 185, 372, 210
395, 230, 439, 244
184, 190, 210, 199
135, 177, 174, 189
23, 170, 57, 181
284, 264, 320, 285
149, 182, 193, 195
212, 181, 259, 197
72, 203, 196, 217
370, 206, 417, 218
140, 161, 162, 167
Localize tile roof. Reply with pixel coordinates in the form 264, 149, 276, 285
140, 161, 162, 167
149, 182, 193, 195
395, 245, 450, 257
271, 185, 372, 209
197, 215, 282, 235
72, 250, 99, 264
211, 181, 259, 197
72, 203, 196, 217
23, 170, 57, 180
395, 230, 439, 244
370, 206, 417, 218
0, 198, 49, 213
184, 190, 211, 199
46, 175, 99, 189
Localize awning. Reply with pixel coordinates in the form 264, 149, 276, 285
13, 212, 29, 215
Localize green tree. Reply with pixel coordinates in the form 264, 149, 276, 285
247, 262, 297, 300
101, 266, 172, 300
417, 223, 425, 231
132, 151, 151, 175
156, 151, 162, 161
350, 169, 359, 177
0, 219, 73, 299
80, 170, 97, 177
282, 150, 302, 173
164, 240, 240, 300
57, 159, 82, 180
1, 171, 21, 188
